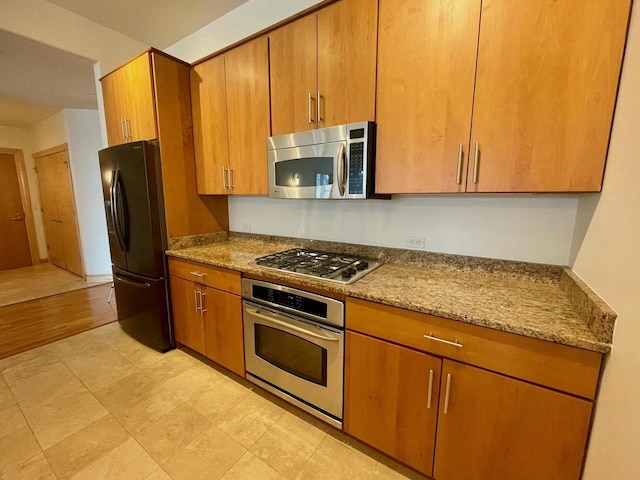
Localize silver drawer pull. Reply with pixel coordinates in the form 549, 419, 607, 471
423, 333, 463, 348
190, 271, 205, 278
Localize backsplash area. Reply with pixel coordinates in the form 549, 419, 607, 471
228, 194, 580, 266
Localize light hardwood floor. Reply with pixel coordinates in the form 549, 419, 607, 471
0, 264, 110, 308
0, 324, 425, 480
0, 284, 116, 359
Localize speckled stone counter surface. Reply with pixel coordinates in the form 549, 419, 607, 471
167, 233, 616, 353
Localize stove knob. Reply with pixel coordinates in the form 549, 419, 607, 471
355, 261, 369, 271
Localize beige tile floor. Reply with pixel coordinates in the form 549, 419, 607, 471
0, 264, 110, 308
0, 323, 428, 480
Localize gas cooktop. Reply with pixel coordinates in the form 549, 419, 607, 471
252, 248, 380, 284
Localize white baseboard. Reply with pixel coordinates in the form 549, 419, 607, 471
86, 274, 113, 283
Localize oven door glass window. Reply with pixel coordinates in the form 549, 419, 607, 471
274, 157, 333, 188
255, 325, 328, 386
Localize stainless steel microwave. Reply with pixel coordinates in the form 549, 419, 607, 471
267, 121, 388, 200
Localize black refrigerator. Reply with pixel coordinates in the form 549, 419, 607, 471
99, 141, 174, 351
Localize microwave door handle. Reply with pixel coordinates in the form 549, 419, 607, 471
245, 308, 339, 342
337, 143, 346, 197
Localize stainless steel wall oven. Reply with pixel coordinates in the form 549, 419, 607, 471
242, 278, 344, 428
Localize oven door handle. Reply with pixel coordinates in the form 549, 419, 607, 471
246, 308, 339, 342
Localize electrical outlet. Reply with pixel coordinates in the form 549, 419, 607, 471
406, 236, 426, 249
241, 223, 251, 233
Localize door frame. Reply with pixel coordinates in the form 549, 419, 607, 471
33, 143, 86, 278
0, 147, 39, 265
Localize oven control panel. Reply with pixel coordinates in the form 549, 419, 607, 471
252, 285, 328, 319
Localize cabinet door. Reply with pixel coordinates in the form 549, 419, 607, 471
375, 0, 480, 193
434, 360, 592, 480
469, 0, 631, 192
122, 53, 157, 142
269, 14, 318, 135
225, 37, 271, 195
191, 55, 229, 194
317, 0, 377, 128
101, 69, 128, 146
202, 287, 244, 376
344, 332, 441, 476
169, 276, 206, 354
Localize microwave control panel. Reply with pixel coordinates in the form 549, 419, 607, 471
348, 142, 364, 195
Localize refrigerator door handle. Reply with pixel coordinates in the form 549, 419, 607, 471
110, 169, 125, 252
113, 169, 128, 251
114, 274, 151, 288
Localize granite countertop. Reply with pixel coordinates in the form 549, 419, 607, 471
166, 233, 616, 353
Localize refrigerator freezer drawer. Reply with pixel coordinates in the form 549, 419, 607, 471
113, 267, 174, 352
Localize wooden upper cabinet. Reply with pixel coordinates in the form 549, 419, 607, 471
434, 360, 592, 480
469, 0, 631, 192
317, 0, 377, 128
269, 14, 317, 135
270, 0, 378, 135
225, 37, 271, 195
345, 331, 441, 476
375, 0, 481, 194
191, 55, 229, 195
191, 37, 270, 195
101, 53, 157, 145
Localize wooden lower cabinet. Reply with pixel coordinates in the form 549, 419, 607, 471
169, 275, 206, 354
169, 276, 245, 376
434, 360, 592, 480
345, 331, 594, 480
344, 331, 441, 476
201, 286, 245, 376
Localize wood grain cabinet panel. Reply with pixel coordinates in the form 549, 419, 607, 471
434, 360, 593, 480
469, 0, 631, 192
191, 37, 271, 195
375, 0, 480, 193
169, 275, 206, 355
270, 0, 377, 135
345, 331, 441, 476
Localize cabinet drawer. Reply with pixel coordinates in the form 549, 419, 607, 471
168, 257, 241, 295
346, 297, 602, 399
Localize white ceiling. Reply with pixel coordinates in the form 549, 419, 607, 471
0, 29, 97, 128
0, 0, 248, 128
46, 0, 249, 49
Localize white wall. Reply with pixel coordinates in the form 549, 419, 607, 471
573, 4, 640, 479
63, 110, 111, 276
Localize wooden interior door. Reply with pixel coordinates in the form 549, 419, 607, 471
35, 147, 84, 276
469, 0, 631, 192
317, 0, 377, 128
434, 360, 593, 480
375, 0, 481, 194
225, 37, 271, 195
0, 153, 32, 270
169, 276, 206, 354
122, 53, 157, 142
203, 287, 244, 376
344, 331, 441, 476
269, 14, 318, 135
191, 55, 230, 194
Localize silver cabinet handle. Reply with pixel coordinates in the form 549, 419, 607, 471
427, 369, 434, 409
228, 168, 234, 189
121, 118, 126, 140
423, 333, 463, 348
194, 289, 200, 312
317, 89, 322, 124
246, 307, 339, 342
473, 142, 479, 184
308, 91, 314, 124
456, 144, 463, 185
190, 271, 206, 278
444, 373, 452, 414
221, 167, 228, 190
200, 292, 207, 313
